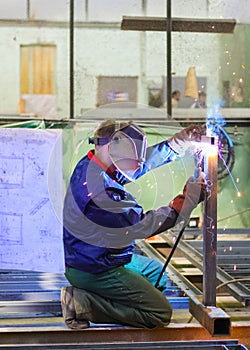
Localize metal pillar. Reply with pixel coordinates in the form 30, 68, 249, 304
69, 0, 74, 119
189, 136, 231, 335
166, 0, 172, 118
203, 145, 218, 306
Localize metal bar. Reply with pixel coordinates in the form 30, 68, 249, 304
203, 148, 218, 307
69, 0, 74, 119
190, 240, 250, 249
161, 233, 250, 305
136, 240, 202, 297
0, 297, 189, 315
1, 115, 250, 126
0, 324, 249, 347
121, 16, 236, 33
189, 298, 231, 336
217, 256, 250, 263
0, 291, 61, 301
85, 0, 89, 21
0, 301, 61, 315
166, 0, 172, 118
0, 339, 245, 349
0, 282, 69, 291
26, 0, 30, 20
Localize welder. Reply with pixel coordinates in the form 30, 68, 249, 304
61, 119, 206, 329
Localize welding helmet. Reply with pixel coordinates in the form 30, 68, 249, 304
89, 122, 147, 182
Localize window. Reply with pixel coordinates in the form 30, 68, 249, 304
97, 76, 138, 106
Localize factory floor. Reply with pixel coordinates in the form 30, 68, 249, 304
0, 296, 249, 349
0, 232, 249, 349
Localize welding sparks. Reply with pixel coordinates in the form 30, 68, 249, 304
218, 149, 241, 196
195, 108, 241, 199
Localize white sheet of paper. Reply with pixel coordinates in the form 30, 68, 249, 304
0, 128, 64, 273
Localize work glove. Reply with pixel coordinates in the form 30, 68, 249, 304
169, 167, 207, 223
168, 124, 205, 156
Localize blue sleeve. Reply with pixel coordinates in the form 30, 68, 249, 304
84, 192, 178, 247
134, 140, 179, 180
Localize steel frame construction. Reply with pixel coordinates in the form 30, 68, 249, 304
161, 232, 250, 306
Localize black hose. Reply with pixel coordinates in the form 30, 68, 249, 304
155, 223, 187, 289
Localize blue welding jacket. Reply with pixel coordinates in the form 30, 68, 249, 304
63, 139, 179, 274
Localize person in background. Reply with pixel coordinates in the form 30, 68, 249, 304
191, 91, 207, 108
61, 119, 206, 330
171, 90, 181, 108
164, 90, 181, 109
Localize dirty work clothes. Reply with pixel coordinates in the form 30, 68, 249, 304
65, 263, 172, 329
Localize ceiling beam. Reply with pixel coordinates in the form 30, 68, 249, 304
121, 16, 236, 34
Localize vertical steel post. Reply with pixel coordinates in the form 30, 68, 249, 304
69, 0, 74, 119
203, 143, 218, 306
27, 0, 30, 20
166, 0, 172, 118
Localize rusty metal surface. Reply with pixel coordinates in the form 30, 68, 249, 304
0, 322, 249, 348
203, 148, 218, 307
189, 297, 231, 336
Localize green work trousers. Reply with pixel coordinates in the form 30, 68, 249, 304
65, 254, 172, 329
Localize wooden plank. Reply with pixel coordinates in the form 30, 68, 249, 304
20, 46, 30, 94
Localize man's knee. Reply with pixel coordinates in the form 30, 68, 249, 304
147, 296, 172, 329
147, 307, 172, 328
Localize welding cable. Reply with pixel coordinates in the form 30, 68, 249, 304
216, 278, 250, 290
154, 222, 188, 289
217, 208, 250, 223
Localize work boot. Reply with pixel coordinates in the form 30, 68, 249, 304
60, 286, 90, 329
73, 287, 94, 322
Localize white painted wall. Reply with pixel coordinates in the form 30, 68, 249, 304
0, 26, 70, 117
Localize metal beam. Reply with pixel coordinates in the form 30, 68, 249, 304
161, 232, 250, 305
166, 0, 172, 117
203, 140, 218, 307
0, 322, 249, 347
0, 339, 245, 349
189, 298, 231, 336
121, 16, 236, 33
69, 0, 74, 119
136, 240, 202, 298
